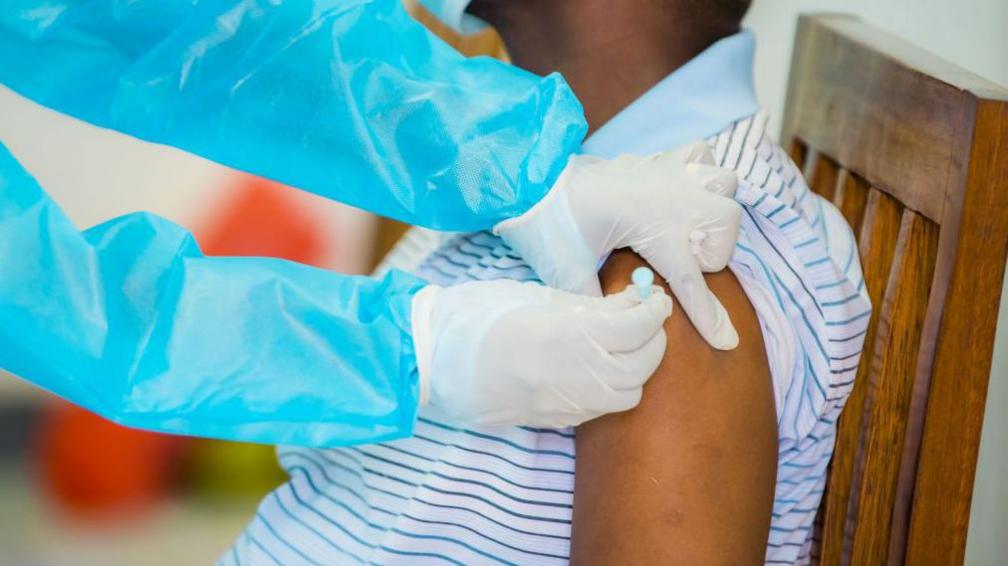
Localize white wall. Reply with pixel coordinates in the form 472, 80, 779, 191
742, 2, 1008, 564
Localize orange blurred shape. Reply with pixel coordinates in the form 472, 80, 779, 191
199, 174, 329, 266
35, 403, 182, 517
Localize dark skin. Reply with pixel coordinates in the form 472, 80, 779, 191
576, 253, 777, 565
468, 1, 777, 563
468, 0, 744, 133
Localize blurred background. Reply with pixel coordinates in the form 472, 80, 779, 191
0, 1, 1005, 565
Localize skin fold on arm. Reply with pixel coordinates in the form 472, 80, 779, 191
572, 250, 778, 565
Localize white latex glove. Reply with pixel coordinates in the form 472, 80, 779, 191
411, 279, 673, 427
494, 141, 742, 350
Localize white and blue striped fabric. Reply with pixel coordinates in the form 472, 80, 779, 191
221, 108, 870, 565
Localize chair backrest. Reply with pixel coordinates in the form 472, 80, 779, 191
781, 15, 1008, 565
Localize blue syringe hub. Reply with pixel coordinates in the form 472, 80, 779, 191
631, 266, 655, 301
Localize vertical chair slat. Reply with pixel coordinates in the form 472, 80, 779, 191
791, 139, 809, 174
905, 98, 1008, 566
849, 211, 939, 564
818, 188, 903, 566
835, 170, 871, 239
807, 153, 842, 201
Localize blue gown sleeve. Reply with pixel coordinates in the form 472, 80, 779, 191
0, 143, 428, 447
0, 0, 588, 231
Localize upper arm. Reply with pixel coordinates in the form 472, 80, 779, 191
571, 250, 778, 565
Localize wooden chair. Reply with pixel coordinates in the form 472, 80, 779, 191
781, 15, 1008, 565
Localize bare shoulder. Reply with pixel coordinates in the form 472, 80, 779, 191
571, 250, 777, 565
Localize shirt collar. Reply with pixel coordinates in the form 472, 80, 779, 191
581, 30, 759, 158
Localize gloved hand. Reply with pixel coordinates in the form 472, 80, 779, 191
411, 279, 673, 427
494, 141, 742, 350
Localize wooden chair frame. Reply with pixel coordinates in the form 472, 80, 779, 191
781, 15, 1008, 565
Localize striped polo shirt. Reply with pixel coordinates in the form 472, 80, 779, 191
223, 32, 870, 566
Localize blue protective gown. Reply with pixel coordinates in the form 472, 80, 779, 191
0, 0, 588, 446
0, 143, 427, 447
0, 0, 586, 231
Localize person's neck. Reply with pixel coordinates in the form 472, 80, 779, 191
470, 2, 730, 133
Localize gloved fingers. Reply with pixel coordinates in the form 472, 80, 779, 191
578, 285, 672, 352
492, 163, 605, 297
689, 209, 743, 272
561, 283, 640, 311
540, 269, 600, 298
591, 286, 639, 309
574, 376, 645, 416
537, 264, 604, 297
684, 163, 739, 198
657, 191, 742, 272
601, 329, 668, 390
601, 387, 645, 414
526, 242, 604, 297
543, 408, 608, 428
682, 141, 717, 165
522, 388, 601, 428
643, 141, 716, 167
639, 242, 739, 350
577, 274, 604, 297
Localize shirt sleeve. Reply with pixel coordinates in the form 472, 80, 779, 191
0, 143, 428, 448
0, 0, 587, 231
